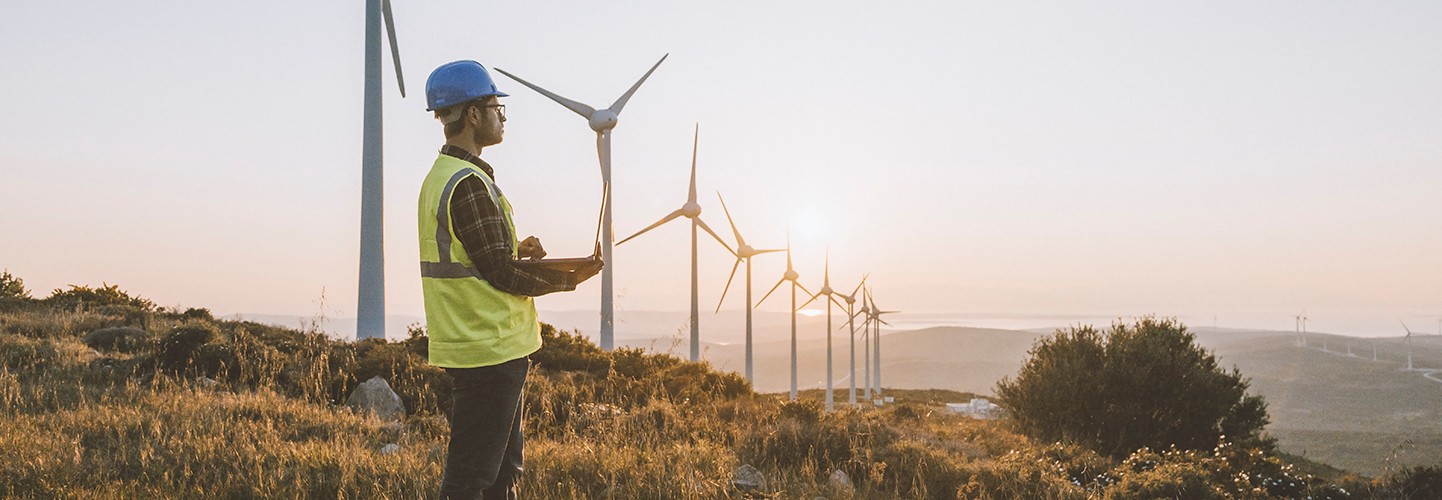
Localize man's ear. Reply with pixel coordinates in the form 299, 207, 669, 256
466, 104, 483, 126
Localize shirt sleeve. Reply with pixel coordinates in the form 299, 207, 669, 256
448, 175, 578, 297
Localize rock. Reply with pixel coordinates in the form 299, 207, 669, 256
346, 376, 405, 422
828, 469, 854, 493
196, 377, 218, 388
733, 464, 767, 492
380, 443, 400, 455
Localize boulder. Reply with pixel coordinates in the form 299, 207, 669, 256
828, 469, 854, 494
347, 376, 405, 422
733, 464, 767, 492
196, 377, 219, 389
380, 443, 400, 455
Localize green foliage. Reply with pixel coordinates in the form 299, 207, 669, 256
44, 283, 156, 313
0, 270, 30, 301
531, 323, 611, 377
996, 317, 1271, 458
84, 326, 152, 354
1385, 464, 1442, 499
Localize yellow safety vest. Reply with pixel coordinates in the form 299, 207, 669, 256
417, 153, 540, 368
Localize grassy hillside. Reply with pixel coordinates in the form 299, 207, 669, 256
0, 279, 1434, 498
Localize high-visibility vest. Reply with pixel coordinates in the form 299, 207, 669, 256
417, 153, 540, 368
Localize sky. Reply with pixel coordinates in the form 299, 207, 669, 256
2, 1, 1440, 338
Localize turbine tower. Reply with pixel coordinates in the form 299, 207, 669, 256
493, 54, 668, 350
757, 232, 813, 400
357, 0, 406, 340
713, 194, 783, 382
799, 251, 850, 412
617, 125, 733, 361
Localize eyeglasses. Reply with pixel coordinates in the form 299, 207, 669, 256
480, 103, 506, 119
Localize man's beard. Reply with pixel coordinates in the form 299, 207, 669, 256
474, 119, 503, 148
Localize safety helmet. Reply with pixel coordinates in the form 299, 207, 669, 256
425, 60, 509, 111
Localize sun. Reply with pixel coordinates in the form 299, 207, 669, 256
798, 309, 823, 317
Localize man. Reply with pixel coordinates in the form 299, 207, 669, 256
418, 60, 603, 500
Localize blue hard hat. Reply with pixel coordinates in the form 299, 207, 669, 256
425, 60, 509, 111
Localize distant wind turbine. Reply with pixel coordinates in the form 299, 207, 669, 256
713, 193, 783, 383
756, 232, 814, 400
357, 0, 407, 340
493, 54, 669, 350
616, 125, 733, 361
1402, 320, 1418, 371
835, 275, 867, 405
864, 288, 899, 398
798, 250, 850, 412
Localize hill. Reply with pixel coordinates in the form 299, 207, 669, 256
0, 279, 1434, 497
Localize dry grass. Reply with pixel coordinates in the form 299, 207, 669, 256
0, 290, 1430, 498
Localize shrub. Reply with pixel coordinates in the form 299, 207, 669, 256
996, 317, 1270, 458
153, 323, 225, 375
84, 327, 151, 354
531, 323, 611, 378
1, 270, 30, 301
43, 283, 155, 313
1385, 464, 1442, 499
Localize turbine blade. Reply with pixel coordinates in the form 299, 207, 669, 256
830, 296, 849, 312
715, 258, 742, 313
757, 277, 786, 307
492, 67, 596, 118
688, 124, 699, 203
717, 192, 744, 247
381, 0, 405, 97
608, 53, 668, 114
695, 217, 735, 256
795, 282, 815, 298
617, 209, 684, 246
753, 248, 784, 255
849, 274, 869, 297
798, 291, 822, 310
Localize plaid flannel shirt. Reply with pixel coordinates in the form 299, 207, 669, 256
441, 146, 578, 297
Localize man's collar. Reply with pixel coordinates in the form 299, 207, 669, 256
439, 145, 495, 179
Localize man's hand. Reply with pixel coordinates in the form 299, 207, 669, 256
518, 236, 547, 260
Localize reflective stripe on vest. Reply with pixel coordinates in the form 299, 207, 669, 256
417, 154, 540, 368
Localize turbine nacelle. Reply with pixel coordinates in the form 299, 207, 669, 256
588, 109, 619, 132
681, 201, 702, 218
784, 269, 799, 281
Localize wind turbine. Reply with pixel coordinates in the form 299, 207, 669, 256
756, 232, 813, 400
835, 276, 867, 406
798, 250, 851, 412
865, 288, 899, 399
1402, 320, 1418, 371
616, 125, 733, 361
493, 54, 669, 350
713, 194, 783, 383
1294, 311, 1306, 347
357, 0, 406, 340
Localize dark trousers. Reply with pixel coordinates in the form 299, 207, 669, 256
439, 356, 528, 500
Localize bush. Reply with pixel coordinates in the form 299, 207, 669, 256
531, 323, 611, 378
153, 323, 226, 375
43, 283, 155, 313
1385, 464, 1442, 499
84, 327, 151, 354
996, 317, 1270, 458
1, 271, 30, 301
